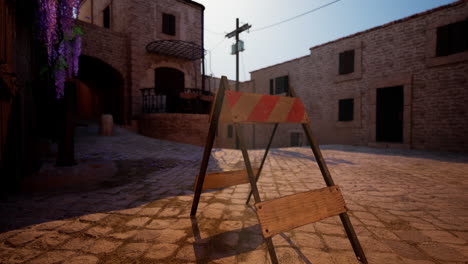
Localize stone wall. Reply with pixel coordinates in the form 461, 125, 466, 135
78, 0, 204, 120
139, 113, 217, 147
249, 1, 468, 152
77, 20, 130, 123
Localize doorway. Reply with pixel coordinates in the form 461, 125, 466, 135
154, 67, 184, 113
376, 86, 403, 142
77, 55, 125, 124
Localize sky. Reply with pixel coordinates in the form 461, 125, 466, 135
196, 0, 457, 81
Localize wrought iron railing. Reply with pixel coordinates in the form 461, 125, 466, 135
141, 88, 214, 114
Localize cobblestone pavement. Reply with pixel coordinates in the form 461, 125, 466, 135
0, 126, 467, 264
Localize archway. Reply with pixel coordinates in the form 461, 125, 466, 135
155, 67, 184, 113
76, 55, 125, 124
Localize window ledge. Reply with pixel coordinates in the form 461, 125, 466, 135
334, 72, 362, 83
336, 120, 358, 128
426, 51, 468, 67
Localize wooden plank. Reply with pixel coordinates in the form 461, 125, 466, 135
190, 76, 228, 216
196, 169, 258, 191
255, 186, 347, 238
219, 91, 309, 124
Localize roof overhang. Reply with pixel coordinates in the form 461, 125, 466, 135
146, 40, 204, 61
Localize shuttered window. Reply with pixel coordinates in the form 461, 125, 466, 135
269, 76, 289, 95
338, 98, 354, 121
275, 76, 289, 94
436, 19, 468, 57
162, 13, 176, 36
339, 50, 355, 75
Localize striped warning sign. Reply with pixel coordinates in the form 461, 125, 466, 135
219, 91, 309, 123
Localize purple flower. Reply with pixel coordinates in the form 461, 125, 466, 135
36, 0, 82, 99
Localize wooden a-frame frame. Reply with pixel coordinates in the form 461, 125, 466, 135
190, 76, 368, 264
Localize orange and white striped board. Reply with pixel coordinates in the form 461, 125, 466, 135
218, 91, 309, 124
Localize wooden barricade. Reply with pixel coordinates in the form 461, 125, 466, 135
190, 76, 368, 264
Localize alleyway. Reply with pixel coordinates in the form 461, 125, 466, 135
0, 126, 467, 264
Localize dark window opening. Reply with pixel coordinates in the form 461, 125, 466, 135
339, 50, 355, 75
162, 13, 176, 36
227, 125, 233, 138
103, 6, 110, 29
338, 98, 354, 121
154, 67, 184, 113
376, 86, 404, 143
290, 132, 303, 147
269, 76, 289, 95
436, 19, 468, 56
269, 79, 274, 95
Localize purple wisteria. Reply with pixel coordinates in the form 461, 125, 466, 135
36, 0, 82, 98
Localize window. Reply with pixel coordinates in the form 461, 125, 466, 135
338, 98, 354, 121
290, 132, 304, 147
339, 50, 355, 75
103, 6, 110, 29
162, 13, 176, 36
269, 76, 289, 95
269, 79, 274, 95
227, 125, 233, 138
436, 19, 468, 57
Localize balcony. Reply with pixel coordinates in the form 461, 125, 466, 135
140, 87, 214, 114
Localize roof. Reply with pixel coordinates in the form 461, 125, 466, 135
250, 0, 466, 73
250, 55, 310, 73
309, 0, 466, 51
181, 0, 205, 10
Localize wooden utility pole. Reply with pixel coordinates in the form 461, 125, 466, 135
225, 18, 251, 91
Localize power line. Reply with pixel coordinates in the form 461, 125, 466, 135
207, 37, 226, 51
252, 0, 341, 32
205, 28, 225, 35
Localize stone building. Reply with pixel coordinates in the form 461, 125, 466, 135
77, 0, 206, 124
244, 0, 468, 152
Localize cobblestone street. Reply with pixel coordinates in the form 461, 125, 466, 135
0, 126, 467, 264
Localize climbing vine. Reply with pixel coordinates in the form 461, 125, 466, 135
36, 0, 82, 98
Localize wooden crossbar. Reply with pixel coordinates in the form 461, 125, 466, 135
194, 169, 258, 191
219, 91, 309, 124
255, 186, 347, 238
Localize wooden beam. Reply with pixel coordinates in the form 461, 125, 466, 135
255, 186, 347, 238
190, 76, 228, 216
194, 169, 258, 191
219, 92, 309, 124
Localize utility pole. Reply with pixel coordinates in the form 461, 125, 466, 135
226, 19, 251, 149
226, 18, 251, 91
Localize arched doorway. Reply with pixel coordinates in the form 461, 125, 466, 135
155, 67, 184, 113
76, 55, 125, 124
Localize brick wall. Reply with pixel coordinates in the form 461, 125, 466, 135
249, 1, 468, 152
139, 113, 215, 147
78, 0, 204, 119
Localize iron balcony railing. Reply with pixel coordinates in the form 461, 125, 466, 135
140, 88, 214, 114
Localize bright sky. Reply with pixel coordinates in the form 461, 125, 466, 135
196, 0, 457, 81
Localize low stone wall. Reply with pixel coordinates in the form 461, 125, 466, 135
139, 113, 212, 147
